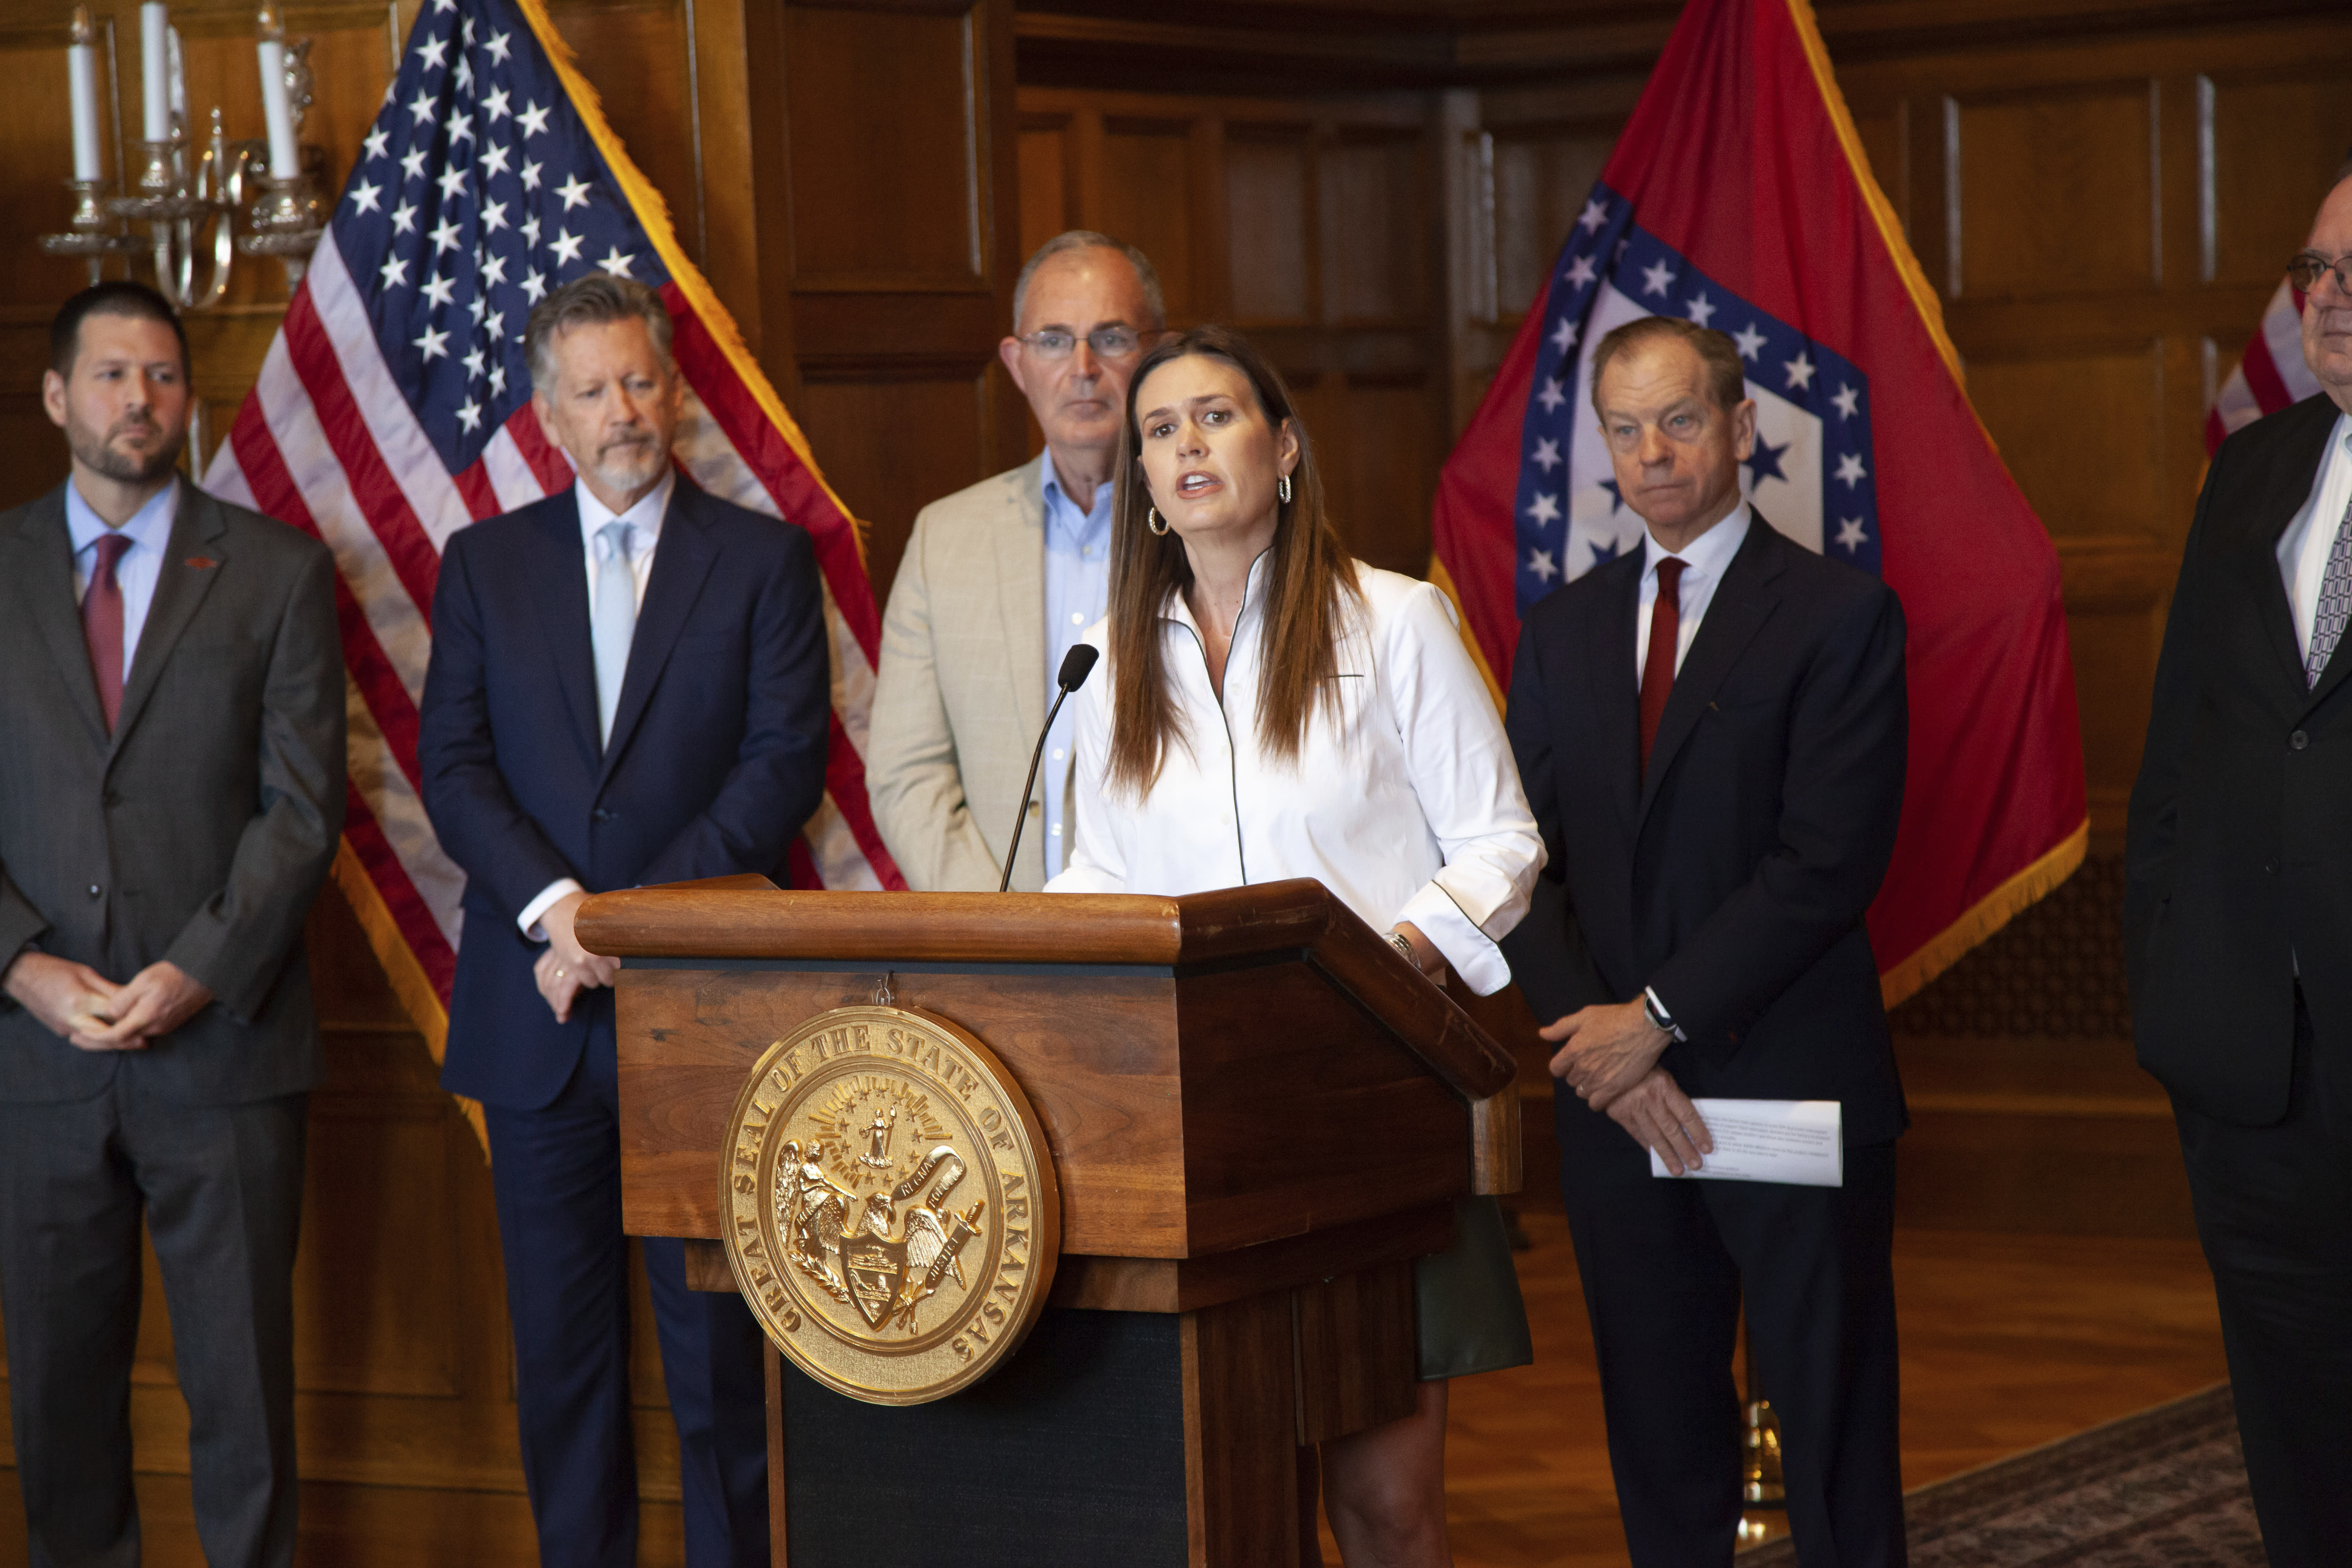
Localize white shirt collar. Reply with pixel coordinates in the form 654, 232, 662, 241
1160, 546, 1276, 637
64, 474, 178, 559
575, 468, 674, 553
1642, 498, 1751, 582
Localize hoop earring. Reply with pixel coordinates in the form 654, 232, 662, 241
1278, 473, 1293, 505
1147, 506, 1170, 536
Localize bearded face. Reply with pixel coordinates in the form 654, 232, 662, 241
44, 311, 191, 493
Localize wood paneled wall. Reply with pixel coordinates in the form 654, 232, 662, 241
1016, 86, 1453, 577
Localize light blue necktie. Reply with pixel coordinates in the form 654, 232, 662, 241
591, 520, 635, 747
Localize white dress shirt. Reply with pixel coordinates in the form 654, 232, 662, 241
1633, 500, 1749, 1036
2275, 410, 2352, 664
64, 475, 178, 678
518, 472, 676, 939
1635, 500, 1751, 686
1046, 557, 1545, 995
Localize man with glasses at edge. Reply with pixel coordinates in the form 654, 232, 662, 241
869, 232, 1166, 890
2127, 160, 2352, 1565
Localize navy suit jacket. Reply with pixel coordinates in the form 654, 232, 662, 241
418, 479, 830, 1110
1501, 516, 1911, 1144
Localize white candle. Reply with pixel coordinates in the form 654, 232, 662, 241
255, 7, 297, 178
67, 8, 101, 181
139, 0, 168, 143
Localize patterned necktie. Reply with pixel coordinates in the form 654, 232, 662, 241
82, 531, 133, 731
1639, 557, 1685, 772
591, 520, 635, 746
2307, 491, 2352, 689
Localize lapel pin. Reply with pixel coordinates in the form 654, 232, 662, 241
185, 555, 219, 570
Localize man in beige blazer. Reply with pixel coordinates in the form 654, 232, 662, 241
870, 232, 1165, 890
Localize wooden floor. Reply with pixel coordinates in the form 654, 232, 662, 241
0, 1218, 2226, 1567
1415, 1215, 2228, 1568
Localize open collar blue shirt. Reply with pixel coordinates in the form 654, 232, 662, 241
65, 475, 178, 681
1040, 456, 1114, 880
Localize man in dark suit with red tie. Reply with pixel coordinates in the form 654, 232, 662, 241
1503, 315, 1910, 1567
2126, 170, 2352, 1566
0, 281, 345, 1565
418, 275, 830, 1566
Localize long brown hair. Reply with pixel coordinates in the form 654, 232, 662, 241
1105, 325, 1360, 795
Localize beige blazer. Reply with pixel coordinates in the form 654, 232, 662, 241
869, 453, 1078, 892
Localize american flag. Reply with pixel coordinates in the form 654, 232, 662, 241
204, 0, 904, 1061
2206, 279, 2319, 454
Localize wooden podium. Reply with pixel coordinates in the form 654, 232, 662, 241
580, 875, 1521, 1568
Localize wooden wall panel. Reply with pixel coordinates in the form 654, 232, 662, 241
784, 5, 984, 289
1965, 343, 2168, 544
1017, 116, 1071, 259
549, 0, 696, 264
793, 371, 993, 596
1015, 86, 1443, 580
1225, 128, 1312, 324
2205, 69, 2352, 286
1947, 82, 2157, 300
758, 0, 1022, 593
1299, 371, 1432, 578
1490, 125, 1612, 318
1099, 118, 1198, 318
1322, 130, 1422, 326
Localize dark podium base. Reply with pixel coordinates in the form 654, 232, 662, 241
779, 1308, 1191, 1566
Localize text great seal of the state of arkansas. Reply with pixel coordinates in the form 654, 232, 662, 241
719, 1004, 1061, 1404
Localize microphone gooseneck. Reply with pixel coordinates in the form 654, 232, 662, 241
999, 644, 1102, 893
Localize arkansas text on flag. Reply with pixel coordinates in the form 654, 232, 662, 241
1431, 0, 2086, 1003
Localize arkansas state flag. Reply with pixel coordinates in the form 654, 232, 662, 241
1431, 0, 2086, 1004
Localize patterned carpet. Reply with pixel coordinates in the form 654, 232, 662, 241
1740, 1383, 2265, 1566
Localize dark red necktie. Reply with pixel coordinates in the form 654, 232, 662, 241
1638, 557, 1684, 773
83, 531, 133, 731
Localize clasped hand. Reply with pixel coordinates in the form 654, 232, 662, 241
533, 890, 619, 1023
3, 952, 214, 1051
1541, 998, 1713, 1175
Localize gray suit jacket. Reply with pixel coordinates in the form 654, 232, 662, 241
869, 454, 1080, 892
0, 480, 345, 1105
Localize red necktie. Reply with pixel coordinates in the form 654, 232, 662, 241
1638, 557, 1684, 774
83, 531, 133, 731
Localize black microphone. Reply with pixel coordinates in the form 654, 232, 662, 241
1000, 643, 1101, 892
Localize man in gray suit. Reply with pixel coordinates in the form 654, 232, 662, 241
869, 232, 1163, 889
0, 282, 344, 1567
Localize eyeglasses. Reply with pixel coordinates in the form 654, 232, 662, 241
2287, 252, 2352, 296
1014, 326, 1146, 361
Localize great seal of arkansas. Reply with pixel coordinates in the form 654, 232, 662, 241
719, 1003, 1060, 1404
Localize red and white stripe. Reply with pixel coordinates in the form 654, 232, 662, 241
2208, 280, 2321, 453
203, 228, 903, 1011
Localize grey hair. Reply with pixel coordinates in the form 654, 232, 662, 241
1011, 230, 1166, 332
526, 273, 674, 394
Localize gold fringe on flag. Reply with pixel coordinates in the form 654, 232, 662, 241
510, 0, 873, 567
330, 839, 488, 1153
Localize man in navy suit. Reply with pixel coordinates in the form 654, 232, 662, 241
1503, 316, 1909, 1568
418, 274, 829, 1567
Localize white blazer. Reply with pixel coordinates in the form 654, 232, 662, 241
1046, 557, 1544, 994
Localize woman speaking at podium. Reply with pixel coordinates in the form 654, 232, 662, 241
1046, 325, 1542, 1566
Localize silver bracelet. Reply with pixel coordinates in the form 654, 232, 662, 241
1388, 931, 1421, 968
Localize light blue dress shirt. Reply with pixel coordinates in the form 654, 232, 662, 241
65, 476, 178, 680
1041, 460, 1113, 879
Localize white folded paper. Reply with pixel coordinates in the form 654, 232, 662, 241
1648, 1098, 1843, 1186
